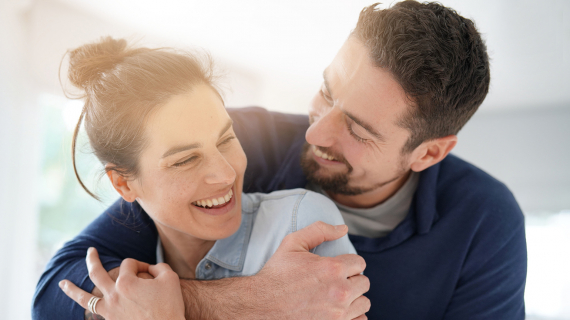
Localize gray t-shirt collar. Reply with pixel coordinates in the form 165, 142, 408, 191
307, 171, 420, 238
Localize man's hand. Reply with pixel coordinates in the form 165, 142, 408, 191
87, 266, 154, 319
181, 222, 370, 320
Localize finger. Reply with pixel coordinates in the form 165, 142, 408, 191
347, 295, 371, 320
147, 262, 175, 279
86, 247, 115, 294
119, 258, 151, 280
281, 221, 348, 252
347, 274, 371, 302
352, 315, 368, 320
137, 272, 155, 279
335, 254, 367, 278
59, 280, 107, 316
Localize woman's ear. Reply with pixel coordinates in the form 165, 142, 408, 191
106, 164, 139, 202
409, 135, 458, 172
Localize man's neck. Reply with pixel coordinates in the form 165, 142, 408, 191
329, 170, 411, 209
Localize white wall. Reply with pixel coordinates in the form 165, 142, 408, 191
0, 1, 41, 319
454, 106, 570, 212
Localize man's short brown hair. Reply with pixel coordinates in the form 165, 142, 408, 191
352, 1, 490, 152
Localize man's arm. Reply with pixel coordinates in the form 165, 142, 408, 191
82, 223, 370, 320
179, 222, 370, 320
33, 199, 159, 320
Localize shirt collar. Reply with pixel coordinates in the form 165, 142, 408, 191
156, 195, 255, 272
413, 157, 440, 235
348, 158, 442, 252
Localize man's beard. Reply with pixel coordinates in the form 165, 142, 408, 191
300, 142, 406, 196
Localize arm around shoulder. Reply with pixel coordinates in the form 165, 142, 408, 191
32, 199, 157, 319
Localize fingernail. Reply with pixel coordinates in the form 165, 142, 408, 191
58, 280, 66, 289
88, 247, 94, 254
335, 224, 347, 231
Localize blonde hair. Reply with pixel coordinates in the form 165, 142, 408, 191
66, 37, 218, 200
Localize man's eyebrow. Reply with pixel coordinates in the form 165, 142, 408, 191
161, 119, 234, 159
342, 109, 386, 142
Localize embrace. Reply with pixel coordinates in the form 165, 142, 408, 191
33, 1, 527, 319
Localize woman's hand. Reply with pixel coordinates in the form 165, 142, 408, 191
59, 247, 185, 320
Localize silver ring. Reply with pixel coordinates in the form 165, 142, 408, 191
87, 296, 101, 315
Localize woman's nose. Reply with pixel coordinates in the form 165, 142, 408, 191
203, 153, 236, 186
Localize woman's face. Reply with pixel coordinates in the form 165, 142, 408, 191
128, 84, 247, 241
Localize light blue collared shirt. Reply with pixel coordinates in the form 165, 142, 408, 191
157, 188, 356, 280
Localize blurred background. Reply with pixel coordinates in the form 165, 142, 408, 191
1, 0, 569, 319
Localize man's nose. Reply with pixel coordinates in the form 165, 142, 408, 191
306, 106, 343, 148
203, 152, 236, 186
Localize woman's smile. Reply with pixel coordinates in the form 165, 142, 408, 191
191, 185, 236, 216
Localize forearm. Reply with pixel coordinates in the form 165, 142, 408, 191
180, 276, 264, 320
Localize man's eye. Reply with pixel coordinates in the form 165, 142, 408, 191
345, 118, 367, 143
320, 89, 333, 104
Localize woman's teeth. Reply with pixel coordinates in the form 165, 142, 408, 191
193, 189, 233, 208
313, 145, 336, 161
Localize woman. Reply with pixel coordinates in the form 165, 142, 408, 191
55, 37, 355, 319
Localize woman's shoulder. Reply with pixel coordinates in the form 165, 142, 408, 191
240, 188, 354, 275
243, 188, 343, 232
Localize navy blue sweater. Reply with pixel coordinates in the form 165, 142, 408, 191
33, 107, 527, 319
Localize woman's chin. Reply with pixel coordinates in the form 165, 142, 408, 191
190, 213, 242, 241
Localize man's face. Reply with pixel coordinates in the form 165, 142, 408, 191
301, 37, 414, 199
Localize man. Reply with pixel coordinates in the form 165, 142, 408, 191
33, 1, 527, 319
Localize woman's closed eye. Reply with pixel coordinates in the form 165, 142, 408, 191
218, 135, 236, 147
172, 136, 235, 167
173, 156, 198, 167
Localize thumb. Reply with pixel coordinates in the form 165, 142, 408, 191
279, 221, 348, 253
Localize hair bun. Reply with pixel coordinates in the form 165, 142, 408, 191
67, 36, 128, 90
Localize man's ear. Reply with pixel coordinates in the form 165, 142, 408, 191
409, 135, 457, 172
106, 164, 139, 203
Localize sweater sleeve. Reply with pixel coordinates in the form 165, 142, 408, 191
228, 107, 309, 193
32, 199, 158, 320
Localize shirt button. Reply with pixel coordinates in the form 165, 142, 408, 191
205, 262, 212, 270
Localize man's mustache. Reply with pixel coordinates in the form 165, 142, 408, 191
306, 143, 354, 173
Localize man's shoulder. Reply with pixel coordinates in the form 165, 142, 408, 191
227, 106, 309, 130
228, 107, 309, 193
437, 154, 514, 200
432, 154, 524, 227
227, 106, 309, 150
